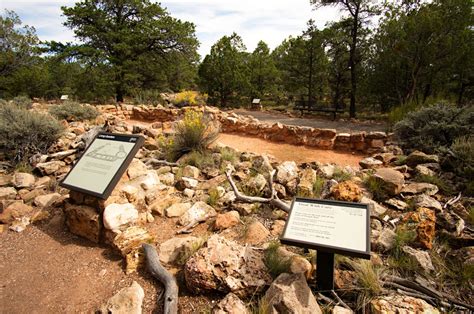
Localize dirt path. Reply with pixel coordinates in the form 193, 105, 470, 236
217, 133, 363, 167
232, 109, 387, 133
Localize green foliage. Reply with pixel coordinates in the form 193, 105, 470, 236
393, 155, 407, 166
349, 259, 383, 297
388, 101, 420, 125
394, 103, 474, 154
332, 167, 352, 182
388, 227, 417, 273
10, 96, 32, 110
132, 89, 164, 106
14, 161, 33, 173
175, 237, 207, 266
364, 175, 389, 201
183, 151, 216, 169
219, 147, 239, 165
414, 174, 454, 196
48, 102, 99, 121
313, 176, 325, 198
264, 241, 291, 278
449, 136, 474, 182
207, 188, 220, 207
0, 104, 63, 162
171, 91, 206, 107
248, 41, 279, 99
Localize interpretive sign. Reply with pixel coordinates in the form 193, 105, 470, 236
60, 132, 144, 199
281, 198, 370, 258
280, 197, 371, 291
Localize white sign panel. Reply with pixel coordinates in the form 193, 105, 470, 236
281, 198, 370, 258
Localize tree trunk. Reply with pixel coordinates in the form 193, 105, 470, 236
348, 7, 360, 119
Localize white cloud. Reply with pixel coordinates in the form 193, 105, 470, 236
1, 0, 343, 57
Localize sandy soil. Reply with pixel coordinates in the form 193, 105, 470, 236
233, 109, 387, 133
216, 133, 363, 168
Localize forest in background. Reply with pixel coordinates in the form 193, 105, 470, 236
0, 0, 472, 119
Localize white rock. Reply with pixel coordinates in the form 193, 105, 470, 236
103, 203, 138, 231
12, 172, 35, 189
179, 201, 217, 226
276, 161, 298, 184
166, 202, 192, 217
99, 281, 144, 314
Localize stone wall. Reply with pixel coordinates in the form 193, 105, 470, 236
96, 105, 389, 153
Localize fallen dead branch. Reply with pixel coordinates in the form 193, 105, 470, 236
143, 243, 179, 314
225, 169, 291, 212
144, 158, 179, 168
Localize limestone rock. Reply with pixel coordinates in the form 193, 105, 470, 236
34, 193, 61, 208
373, 228, 396, 252
183, 165, 200, 178
103, 203, 138, 231
159, 236, 201, 265
214, 211, 240, 231
401, 183, 438, 196
178, 201, 217, 226
158, 172, 175, 186
35, 160, 66, 175
0, 187, 17, 200
360, 196, 387, 215
406, 151, 439, 167
242, 220, 270, 245
12, 172, 35, 189
415, 165, 436, 177
165, 202, 192, 218
212, 293, 250, 314
65, 204, 101, 243
184, 235, 272, 297
384, 198, 409, 211
127, 159, 148, 180
373, 168, 405, 196
402, 246, 434, 273
149, 195, 181, 216
263, 273, 322, 314
403, 207, 436, 250
9, 216, 30, 232
183, 188, 195, 198
252, 155, 274, 174
245, 174, 267, 195
411, 194, 442, 212
359, 157, 383, 169
319, 164, 335, 178
370, 295, 439, 314
330, 181, 362, 202
99, 281, 144, 314
276, 161, 298, 185
0, 202, 33, 224
176, 177, 199, 190
34, 176, 52, 188
297, 168, 317, 197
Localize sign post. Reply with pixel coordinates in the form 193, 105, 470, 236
60, 132, 144, 199
280, 197, 370, 292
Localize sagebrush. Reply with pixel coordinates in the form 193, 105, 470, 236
0, 104, 64, 162
49, 101, 99, 121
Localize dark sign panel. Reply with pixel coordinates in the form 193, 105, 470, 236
281, 197, 370, 259
60, 132, 144, 199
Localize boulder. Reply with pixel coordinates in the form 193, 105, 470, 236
263, 273, 322, 314
373, 168, 405, 196
214, 211, 240, 231
34, 193, 61, 208
179, 201, 217, 226
12, 172, 35, 189
359, 157, 383, 169
406, 151, 439, 167
103, 203, 138, 231
330, 181, 362, 202
402, 246, 435, 273
402, 207, 436, 250
159, 236, 201, 265
276, 161, 298, 185
319, 164, 335, 178
411, 194, 442, 212
212, 293, 250, 314
165, 202, 192, 217
0, 187, 17, 200
65, 204, 101, 243
242, 220, 270, 245
297, 168, 317, 197
35, 160, 66, 175
370, 295, 439, 314
0, 202, 33, 224
401, 183, 438, 196
98, 281, 144, 314
184, 235, 272, 297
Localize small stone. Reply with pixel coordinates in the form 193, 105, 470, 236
178, 201, 217, 226
0, 187, 17, 200
214, 211, 240, 231
9, 216, 30, 232
415, 165, 436, 177
361, 196, 387, 215
183, 165, 200, 178
212, 293, 250, 314
371, 295, 439, 314
158, 172, 175, 185
34, 193, 61, 208
34, 176, 52, 188
35, 160, 66, 175
231, 202, 256, 216
384, 198, 408, 211
270, 220, 286, 236
243, 220, 270, 245
332, 305, 353, 314
402, 246, 435, 273
12, 172, 35, 189
245, 174, 267, 195
103, 203, 138, 231
403, 207, 436, 250
166, 202, 192, 217
359, 157, 383, 169
401, 183, 438, 196
183, 188, 195, 198
297, 168, 317, 197
127, 159, 148, 180
263, 273, 322, 314
319, 164, 335, 178
0, 174, 12, 187
176, 177, 199, 190
373, 228, 396, 252
99, 281, 144, 314
149, 195, 181, 216
276, 161, 298, 185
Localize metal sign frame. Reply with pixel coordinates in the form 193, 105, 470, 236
280, 197, 371, 259
60, 132, 144, 199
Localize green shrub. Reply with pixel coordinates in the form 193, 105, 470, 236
132, 89, 164, 106
219, 146, 239, 164
414, 174, 454, 195
0, 104, 64, 162
171, 91, 204, 107
450, 136, 474, 181
394, 103, 474, 154
388, 100, 420, 126
11, 96, 33, 110
171, 110, 219, 159
312, 176, 325, 198
264, 241, 291, 278
182, 150, 216, 169
207, 188, 220, 206
49, 101, 100, 121
364, 175, 389, 201
332, 167, 352, 182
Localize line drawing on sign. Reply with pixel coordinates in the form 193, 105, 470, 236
86, 143, 127, 162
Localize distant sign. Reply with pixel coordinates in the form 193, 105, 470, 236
281, 198, 370, 259
60, 95, 69, 100
252, 98, 261, 104
60, 132, 144, 199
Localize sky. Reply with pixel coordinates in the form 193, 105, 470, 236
0, 0, 343, 58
